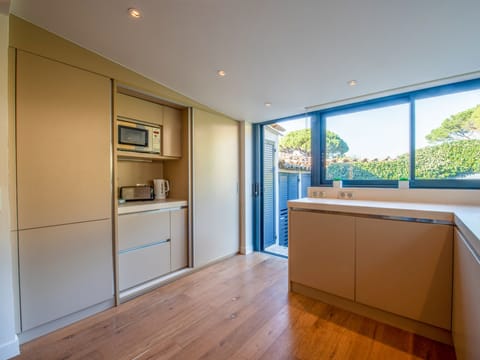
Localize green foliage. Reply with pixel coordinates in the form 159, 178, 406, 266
279, 129, 349, 158
326, 131, 349, 159
326, 140, 480, 180
426, 105, 480, 143
279, 128, 311, 153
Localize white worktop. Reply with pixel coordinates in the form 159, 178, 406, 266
288, 198, 480, 255
118, 199, 188, 215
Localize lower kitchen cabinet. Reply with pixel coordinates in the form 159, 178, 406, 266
356, 218, 453, 329
452, 229, 480, 360
170, 208, 188, 271
117, 206, 188, 291
119, 241, 171, 291
19, 220, 113, 331
289, 211, 355, 300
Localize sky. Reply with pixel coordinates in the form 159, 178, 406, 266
277, 89, 480, 159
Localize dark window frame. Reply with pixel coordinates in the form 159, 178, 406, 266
261, 78, 480, 190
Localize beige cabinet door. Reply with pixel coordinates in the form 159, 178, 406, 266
289, 211, 355, 300
116, 93, 163, 125
19, 220, 113, 331
118, 210, 170, 251
452, 229, 480, 360
171, 208, 188, 271
356, 218, 452, 329
162, 106, 182, 158
192, 109, 239, 267
16, 51, 111, 229
119, 241, 171, 291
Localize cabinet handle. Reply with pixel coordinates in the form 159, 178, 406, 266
119, 239, 170, 254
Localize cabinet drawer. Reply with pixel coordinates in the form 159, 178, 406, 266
119, 241, 171, 291
118, 210, 170, 251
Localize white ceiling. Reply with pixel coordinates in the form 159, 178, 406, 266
10, 0, 480, 123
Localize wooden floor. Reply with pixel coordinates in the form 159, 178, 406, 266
15, 253, 456, 360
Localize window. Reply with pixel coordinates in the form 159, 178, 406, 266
324, 102, 410, 182
414, 89, 480, 181
310, 79, 480, 188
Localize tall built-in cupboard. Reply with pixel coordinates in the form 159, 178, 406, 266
15, 51, 113, 336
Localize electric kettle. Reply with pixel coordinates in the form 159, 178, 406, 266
153, 179, 170, 199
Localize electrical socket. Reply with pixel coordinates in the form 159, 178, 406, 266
338, 191, 354, 199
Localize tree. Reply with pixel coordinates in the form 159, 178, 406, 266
426, 104, 480, 143
279, 128, 349, 158
326, 130, 349, 159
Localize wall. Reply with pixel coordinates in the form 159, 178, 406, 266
308, 186, 480, 205
0, 10, 20, 360
240, 121, 253, 254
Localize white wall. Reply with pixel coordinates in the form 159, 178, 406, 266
240, 121, 253, 254
0, 11, 20, 360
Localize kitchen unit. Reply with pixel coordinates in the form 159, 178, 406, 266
8, 15, 241, 345
117, 201, 188, 294
288, 198, 480, 351
15, 50, 114, 340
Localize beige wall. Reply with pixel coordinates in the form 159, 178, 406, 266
0, 11, 19, 360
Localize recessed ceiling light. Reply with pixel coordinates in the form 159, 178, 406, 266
348, 80, 358, 87
217, 70, 226, 77
128, 8, 142, 19
264, 102, 272, 107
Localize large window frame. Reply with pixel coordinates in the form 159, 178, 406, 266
309, 78, 480, 189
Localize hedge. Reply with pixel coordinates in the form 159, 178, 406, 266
326, 140, 480, 180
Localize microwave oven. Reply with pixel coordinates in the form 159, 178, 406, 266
117, 118, 161, 154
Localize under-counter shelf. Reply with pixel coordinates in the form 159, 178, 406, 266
117, 150, 179, 161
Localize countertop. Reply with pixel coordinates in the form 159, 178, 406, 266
288, 198, 480, 256
118, 199, 188, 215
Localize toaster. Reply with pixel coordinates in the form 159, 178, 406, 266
120, 185, 154, 201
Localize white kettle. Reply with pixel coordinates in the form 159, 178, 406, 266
153, 179, 170, 199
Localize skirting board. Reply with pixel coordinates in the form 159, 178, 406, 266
291, 282, 453, 345
0, 335, 20, 360
19, 299, 114, 344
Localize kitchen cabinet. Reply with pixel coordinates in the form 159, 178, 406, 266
289, 211, 355, 300
192, 109, 239, 267
171, 208, 188, 271
118, 205, 188, 291
163, 106, 182, 158
356, 218, 452, 329
452, 229, 480, 360
118, 210, 170, 251
19, 220, 113, 331
16, 50, 111, 229
116, 93, 163, 125
15, 51, 113, 334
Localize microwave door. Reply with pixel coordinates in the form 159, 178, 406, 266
119, 125, 149, 151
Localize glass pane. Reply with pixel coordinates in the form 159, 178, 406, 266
325, 103, 410, 180
415, 89, 480, 180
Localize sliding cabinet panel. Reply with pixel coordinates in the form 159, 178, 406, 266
19, 220, 113, 331
16, 51, 111, 229
192, 109, 239, 267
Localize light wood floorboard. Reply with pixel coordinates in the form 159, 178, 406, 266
14, 253, 455, 360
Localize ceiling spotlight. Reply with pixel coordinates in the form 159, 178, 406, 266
264, 102, 272, 107
217, 70, 226, 77
348, 80, 358, 87
128, 8, 142, 18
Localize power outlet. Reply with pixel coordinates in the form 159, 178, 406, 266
312, 191, 327, 198
338, 191, 354, 199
